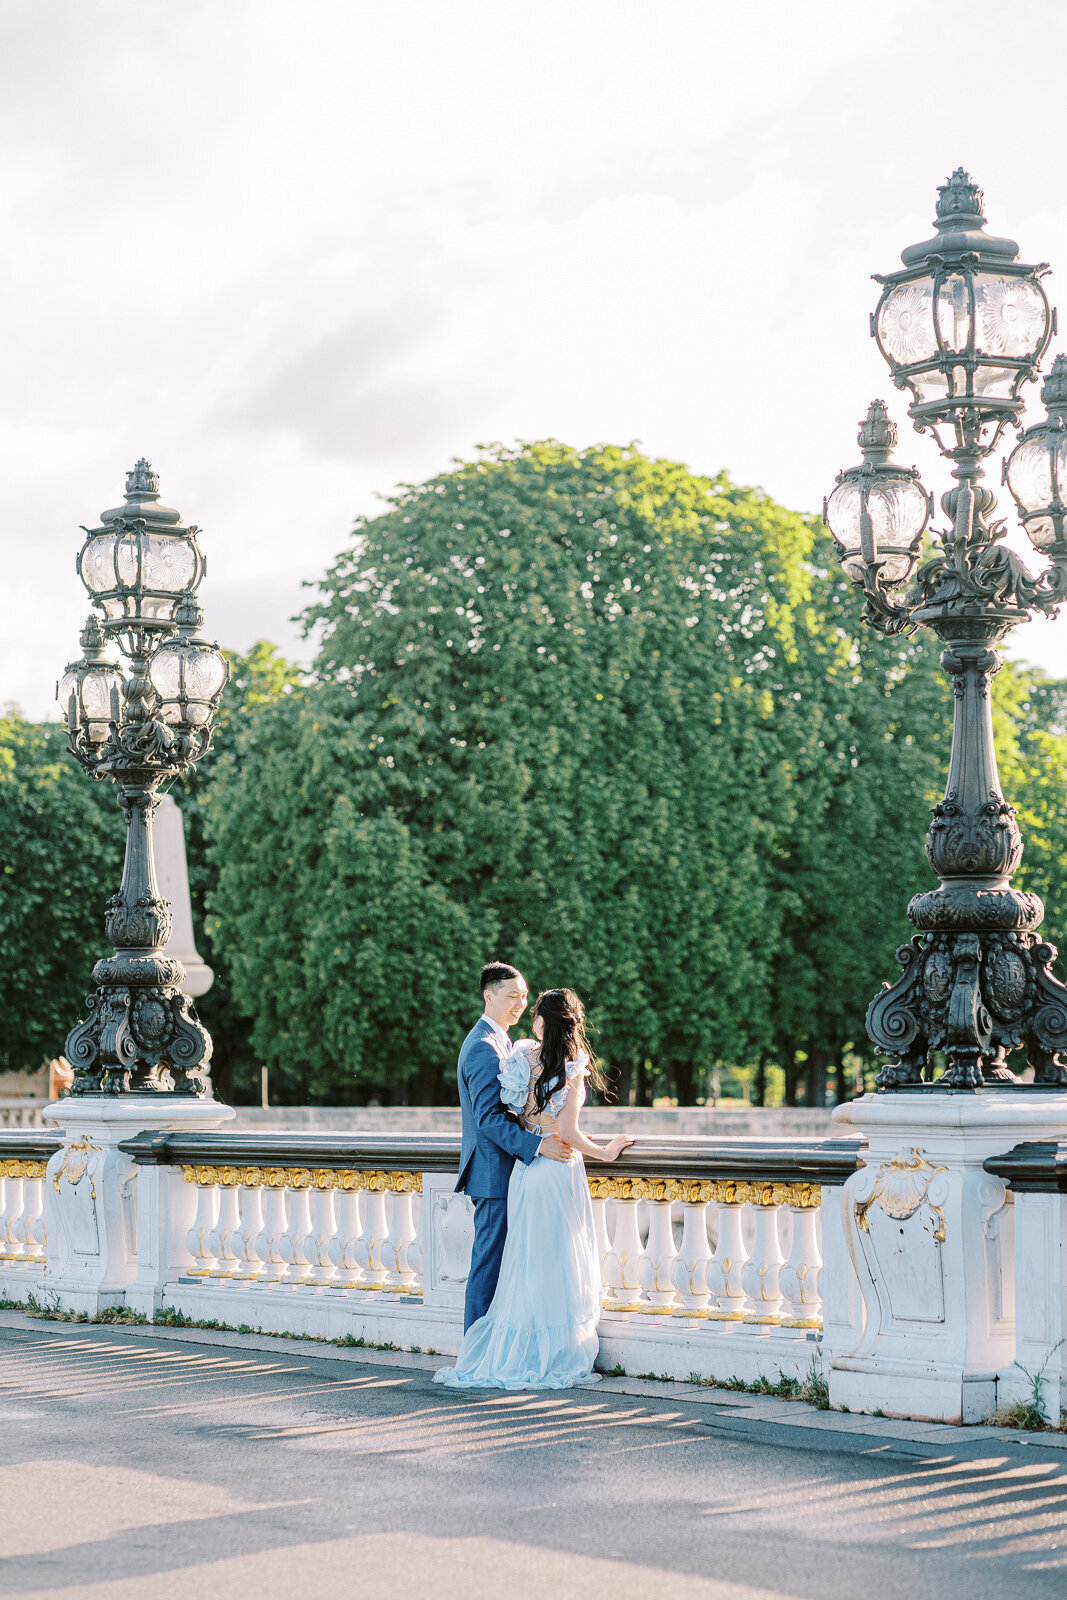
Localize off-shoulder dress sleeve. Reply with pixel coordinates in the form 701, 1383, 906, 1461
565, 1048, 591, 1082
498, 1043, 534, 1111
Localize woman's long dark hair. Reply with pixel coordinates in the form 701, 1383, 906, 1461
531, 988, 606, 1113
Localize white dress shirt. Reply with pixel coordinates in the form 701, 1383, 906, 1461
481, 1013, 512, 1050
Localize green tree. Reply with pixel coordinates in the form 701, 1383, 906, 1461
0, 715, 123, 1072
208, 442, 820, 1102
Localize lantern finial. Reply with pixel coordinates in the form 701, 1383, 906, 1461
935, 169, 985, 225
1040, 354, 1067, 419
125, 459, 160, 499
858, 400, 897, 461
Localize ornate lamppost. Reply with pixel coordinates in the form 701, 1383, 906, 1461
57, 460, 229, 1096
826, 169, 1067, 1091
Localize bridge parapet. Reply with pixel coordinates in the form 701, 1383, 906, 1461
0, 1124, 863, 1391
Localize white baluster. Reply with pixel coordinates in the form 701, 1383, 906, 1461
602, 1197, 645, 1311
355, 1187, 390, 1290
1, 1176, 26, 1261
205, 1186, 242, 1279
12, 1175, 42, 1260
382, 1188, 418, 1292
25, 1177, 47, 1261
279, 1185, 313, 1284
185, 1179, 220, 1276
255, 1185, 290, 1282
778, 1203, 823, 1329
671, 1198, 712, 1317
590, 1193, 614, 1307
741, 1198, 785, 1325
303, 1185, 339, 1287
328, 1186, 365, 1288
707, 1199, 749, 1321
637, 1197, 678, 1314
230, 1182, 266, 1281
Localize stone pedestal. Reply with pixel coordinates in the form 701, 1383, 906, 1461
154, 794, 214, 998
41, 1095, 234, 1316
825, 1090, 1067, 1422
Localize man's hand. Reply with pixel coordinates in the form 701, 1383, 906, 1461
538, 1134, 574, 1163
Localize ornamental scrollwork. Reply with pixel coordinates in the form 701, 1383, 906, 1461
854, 1147, 948, 1243
52, 1136, 99, 1196
585, 1175, 820, 1208
0, 1159, 47, 1179
180, 1165, 423, 1193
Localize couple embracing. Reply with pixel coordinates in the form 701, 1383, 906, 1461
434, 961, 633, 1391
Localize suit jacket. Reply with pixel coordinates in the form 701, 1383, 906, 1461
456, 1017, 541, 1197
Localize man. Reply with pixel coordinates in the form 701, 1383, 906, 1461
456, 960, 572, 1330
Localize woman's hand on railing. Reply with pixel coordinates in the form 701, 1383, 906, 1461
600, 1135, 634, 1163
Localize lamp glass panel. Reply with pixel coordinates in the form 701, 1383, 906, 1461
56, 668, 78, 709
825, 482, 864, 551
973, 274, 1046, 359
878, 281, 937, 365
149, 647, 182, 701
867, 478, 927, 551
80, 668, 120, 721
186, 646, 227, 701
971, 364, 1018, 399
841, 554, 867, 585
143, 533, 197, 594
81, 534, 117, 593
878, 553, 913, 584
115, 531, 140, 587
911, 370, 951, 401
1007, 436, 1055, 512
1026, 515, 1058, 550
936, 274, 972, 354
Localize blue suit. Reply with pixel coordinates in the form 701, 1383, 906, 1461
456, 1017, 541, 1330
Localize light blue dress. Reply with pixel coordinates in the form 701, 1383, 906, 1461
434, 1042, 602, 1390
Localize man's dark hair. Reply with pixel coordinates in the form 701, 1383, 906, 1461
481, 960, 522, 999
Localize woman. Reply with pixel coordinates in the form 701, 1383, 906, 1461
434, 988, 633, 1390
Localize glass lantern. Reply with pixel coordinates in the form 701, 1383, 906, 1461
873, 171, 1052, 436
826, 401, 930, 588
57, 617, 124, 746
1004, 354, 1067, 552
77, 460, 206, 632
148, 596, 230, 727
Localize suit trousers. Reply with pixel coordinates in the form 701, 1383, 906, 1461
464, 1195, 509, 1332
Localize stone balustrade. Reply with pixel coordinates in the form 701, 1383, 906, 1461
70, 1129, 855, 1383
0, 1133, 55, 1297
7, 1098, 1067, 1425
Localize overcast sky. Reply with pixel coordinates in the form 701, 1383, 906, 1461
5, 0, 1067, 719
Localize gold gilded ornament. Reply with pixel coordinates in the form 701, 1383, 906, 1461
855, 1146, 947, 1243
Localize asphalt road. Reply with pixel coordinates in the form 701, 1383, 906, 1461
1, 1321, 1065, 1599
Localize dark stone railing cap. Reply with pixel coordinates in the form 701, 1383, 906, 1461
118, 1129, 865, 1186
984, 1140, 1067, 1193
0, 1131, 62, 1162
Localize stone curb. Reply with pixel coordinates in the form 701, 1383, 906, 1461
2, 1308, 1065, 1452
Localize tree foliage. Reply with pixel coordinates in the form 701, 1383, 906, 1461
0, 717, 123, 1071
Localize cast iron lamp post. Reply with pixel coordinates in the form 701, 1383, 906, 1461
57, 460, 229, 1096
826, 170, 1067, 1090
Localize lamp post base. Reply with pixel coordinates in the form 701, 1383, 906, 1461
39, 1094, 234, 1317
823, 1090, 1067, 1422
